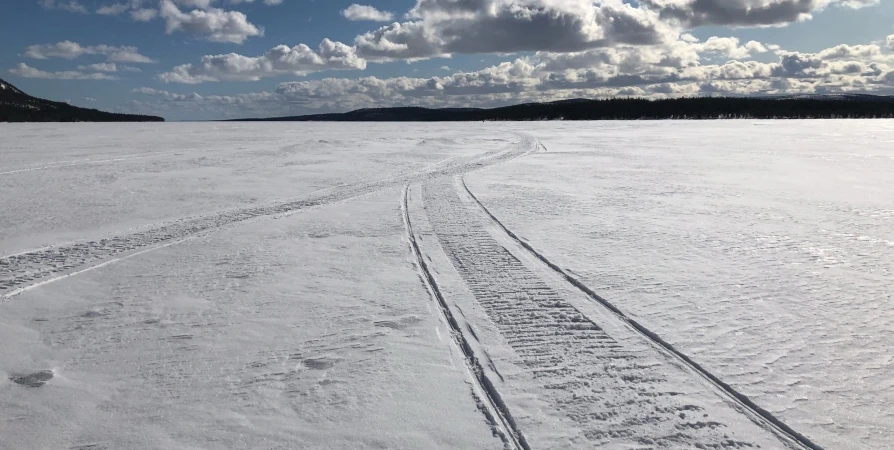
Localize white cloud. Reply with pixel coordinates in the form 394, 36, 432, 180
337, 0, 885, 65
818, 44, 882, 59
96, 3, 130, 15
230, 0, 284, 5
23, 41, 155, 63
159, 39, 366, 83
131, 8, 158, 21
118, 0, 893, 119
159, 0, 263, 44
170, 0, 215, 8
78, 62, 118, 72
354, 0, 675, 61
39, 0, 88, 13
23, 42, 155, 64
9, 63, 118, 80
24, 41, 91, 59
342, 4, 394, 22
697, 37, 770, 59
95, 1, 156, 20
640, 0, 879, 27
132, 35, 894, 119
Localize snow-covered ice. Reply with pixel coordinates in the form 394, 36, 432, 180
467, 120, 894, 449
1, 121, 891, 449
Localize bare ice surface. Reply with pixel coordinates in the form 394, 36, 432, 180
1, 121, 891, 449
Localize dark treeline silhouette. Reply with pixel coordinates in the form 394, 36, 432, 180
0, 77, 163, 122
233, 95, 894, 122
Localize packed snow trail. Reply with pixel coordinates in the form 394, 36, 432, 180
406, 169, 818, 448
403, 185, 529, 450
421, 178, 744, 447
0, 135, 537, 300
460, 177, 826, 450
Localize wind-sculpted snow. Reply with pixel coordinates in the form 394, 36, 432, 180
1, 189, 507, 449
0, 132, 533, 299
1, 122, 887, 449
460, 177, 821, 450
466, 120, 894, 449
414, 176, 804, 449
403, 185, 530, 450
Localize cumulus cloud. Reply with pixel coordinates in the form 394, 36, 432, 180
345, 0, 881, 63
170, 0, 215, 8
132, 34, 894, 120
159, 39, 366, 83
817, 43, 882, 59
640, 0, 879, 28
159, 0, 263, 44
23, 41, 156, 63
354, 0, 675, 61
274, 60, 541, 102
697, 37, 769, 59
9, 62, 118, 80
118, 0, 894, 118
342, 4, 394, 22
230, 0, 284, 5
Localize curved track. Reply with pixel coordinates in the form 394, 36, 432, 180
460, 176, 823, 450
402, 132, 820, 449
0, 135, 536, 300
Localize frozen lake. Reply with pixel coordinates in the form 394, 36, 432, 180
1, 121, 891, 449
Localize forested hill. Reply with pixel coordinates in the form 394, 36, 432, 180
0, 78, 163, 122
233, 95, 894, 122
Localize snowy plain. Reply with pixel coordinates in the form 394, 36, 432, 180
0, 121, 891, 449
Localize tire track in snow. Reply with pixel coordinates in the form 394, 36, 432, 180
402, 185, 529, 450
0, 134, 537, 300
460, 177, 824, 450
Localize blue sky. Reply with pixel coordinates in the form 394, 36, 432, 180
4, 0, 894, 120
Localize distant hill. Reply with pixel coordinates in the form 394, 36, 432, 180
0, 78, 163, 122
232, 95, 894, 122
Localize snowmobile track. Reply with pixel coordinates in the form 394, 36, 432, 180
459, 176, 824, 450
402, 185, 529, 450
417, 174, 817, 449
0, 135, 538, 300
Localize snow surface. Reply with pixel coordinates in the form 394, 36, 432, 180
467, 120, 894, 449
1, 121, 890, 449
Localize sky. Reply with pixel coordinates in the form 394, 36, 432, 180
3, 0, 894, 120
